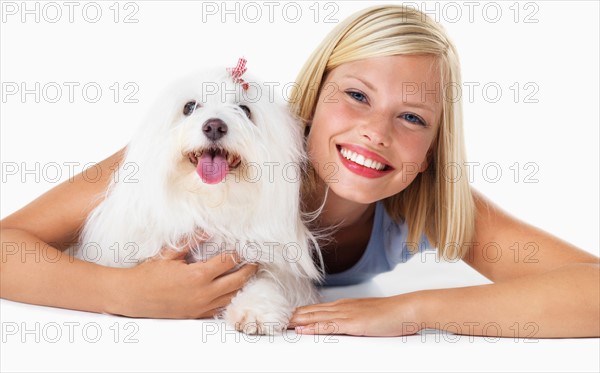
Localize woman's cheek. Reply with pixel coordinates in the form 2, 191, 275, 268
405, 136, 434, 172
314, 99, 351, 131
305, 122, 329, 168
307, 100, 344, 152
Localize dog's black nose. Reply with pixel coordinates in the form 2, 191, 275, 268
202, 118, 228, 141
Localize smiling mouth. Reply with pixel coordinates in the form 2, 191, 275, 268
336, 145, 393, 171
186, 147, 242, 169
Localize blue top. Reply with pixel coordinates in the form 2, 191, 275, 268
322, 201, 434, 286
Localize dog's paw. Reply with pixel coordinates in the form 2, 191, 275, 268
226, 310, 289, 335
222, 293, 292, 335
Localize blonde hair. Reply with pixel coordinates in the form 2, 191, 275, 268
291, 5, 475, 261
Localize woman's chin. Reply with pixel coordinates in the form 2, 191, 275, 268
327, 182, 383, 205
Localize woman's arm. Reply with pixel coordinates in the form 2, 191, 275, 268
0, 148, 257, 318
1, 148, 127, 312
291, 188, 599, 337
418, 188, 599, 338
1, 227, 124, 314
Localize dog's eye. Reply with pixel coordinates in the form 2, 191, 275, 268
239, 105, 251, 119
183, 101, 198, 116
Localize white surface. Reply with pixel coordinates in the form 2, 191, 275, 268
1, 254, 599, 372
1, 1, 599, 372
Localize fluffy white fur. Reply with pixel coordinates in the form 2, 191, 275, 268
74, 68, 323, 334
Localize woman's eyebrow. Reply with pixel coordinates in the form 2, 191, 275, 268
341, 75, 377, 92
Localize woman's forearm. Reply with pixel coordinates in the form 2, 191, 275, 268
417, 262, 600, 338
0, 228, 123, 315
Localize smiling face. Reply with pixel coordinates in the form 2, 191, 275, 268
307, 55, 443, 204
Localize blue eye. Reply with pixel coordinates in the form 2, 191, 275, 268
346, 90, 367, 103
401, 113, 426, 126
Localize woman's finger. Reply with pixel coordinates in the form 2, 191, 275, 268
179, 230, 210, 251
197, 308, 221, 319
211, 263, 258, 293
192, 252, 245, 279
295, 320, 348, 335
156, 246, 190, 260
293, 300, 345, 315
209, 289, 239, 310
289, 310, 341, 326
143, 245, 190, 262
197, 290, 239, 318
154, 231, 210, 261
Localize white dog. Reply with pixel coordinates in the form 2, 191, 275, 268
74, 61, 322, 334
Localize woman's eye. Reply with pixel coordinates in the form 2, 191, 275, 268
183, 101, 199, 116
401, 113, 426, 126
239, 104, 251, 119
346, 90, 368, 103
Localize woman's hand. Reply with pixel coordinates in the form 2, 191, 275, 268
289, 294, 425, 337
111, 245, 258, 319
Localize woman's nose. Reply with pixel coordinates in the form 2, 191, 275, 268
358, 116, 392, 147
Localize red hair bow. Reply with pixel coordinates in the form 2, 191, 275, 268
227, 57, 249, 91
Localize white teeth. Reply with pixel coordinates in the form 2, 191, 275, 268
340, 147, 386, 171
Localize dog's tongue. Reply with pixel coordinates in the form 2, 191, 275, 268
197, 150, 228, 184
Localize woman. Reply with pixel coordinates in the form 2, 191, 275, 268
1, 5, 598, 338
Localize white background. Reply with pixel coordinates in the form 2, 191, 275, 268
1, 1, 598, 372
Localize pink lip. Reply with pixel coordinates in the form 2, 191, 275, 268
336, 143, 394, 179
